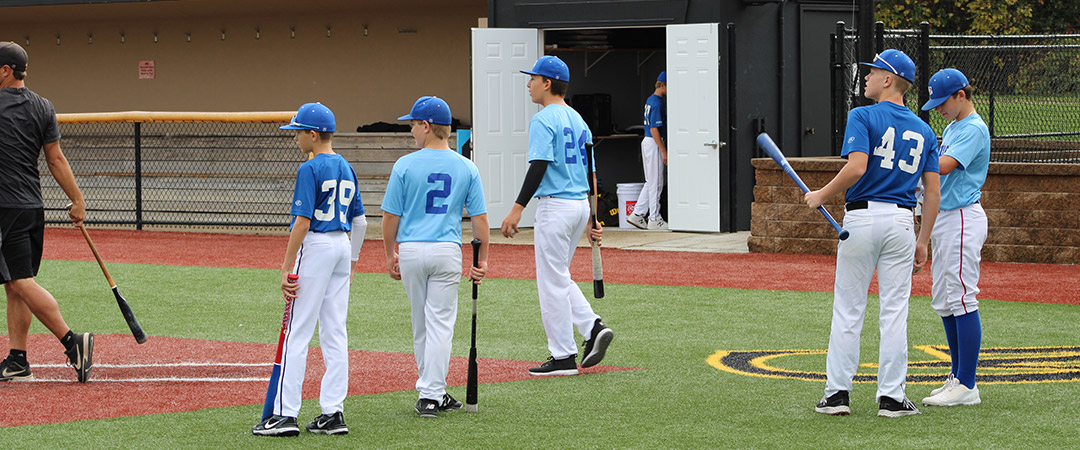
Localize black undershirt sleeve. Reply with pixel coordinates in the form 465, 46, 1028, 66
514, 160, 549, 207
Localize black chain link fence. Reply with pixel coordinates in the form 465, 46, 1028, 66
42, 120, 303, 229
833, 23, 1080, 163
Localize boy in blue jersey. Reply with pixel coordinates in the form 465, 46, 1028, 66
382, 96, 489, 418
805, 49, 941, 418
919, 69, 989, 408
627, 71, 668, 230
500, 55, 613, 376
254, 102, 366, 436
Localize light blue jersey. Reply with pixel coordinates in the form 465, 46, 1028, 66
290, 153, 364, 232
842, 102, 940, 207
528, 104, 593, 200
938, 113, 990, 210
643, 94, 666, 139
381, 148, 487, 243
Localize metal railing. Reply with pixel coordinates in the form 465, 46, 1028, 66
43, 111, 302, 229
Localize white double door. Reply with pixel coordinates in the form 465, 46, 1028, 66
470, 24, 721, 232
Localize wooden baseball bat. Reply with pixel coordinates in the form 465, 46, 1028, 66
585, 143, 605, 298
466, 238, 481, 412
76, 224, 148, 344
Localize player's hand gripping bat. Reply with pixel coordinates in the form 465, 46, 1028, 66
756, 133, 850, 240
262, 273, 298, 420
465, 238, 481, 412
584, 143, 605, 298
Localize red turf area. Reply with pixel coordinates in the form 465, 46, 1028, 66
42, 227, 1080, 305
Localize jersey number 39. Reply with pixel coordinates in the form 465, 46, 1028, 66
314, 179, 357, 224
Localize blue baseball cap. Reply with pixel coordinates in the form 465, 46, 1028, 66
657, 71, 667, 83
521, 55, 570, 82
280, 102, 336, 132
921, 68, 970, 111
860, 49, 916, 84
397, 96, 452, 125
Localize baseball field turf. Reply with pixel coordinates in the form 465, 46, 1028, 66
1, 230, 1077, 449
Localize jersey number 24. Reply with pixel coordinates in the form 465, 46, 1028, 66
873, 126, 924, 174
563, 127, 588, 166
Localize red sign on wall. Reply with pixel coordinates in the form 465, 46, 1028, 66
139, 60, 155, 79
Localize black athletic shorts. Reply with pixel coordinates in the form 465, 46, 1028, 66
0, 207, 46, 284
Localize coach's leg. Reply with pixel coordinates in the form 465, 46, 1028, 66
825, 210, 874, 396
317, 237, 352, 415
5, 278, 70, 340
874, 210, 916, 402
5, 287, 34, 351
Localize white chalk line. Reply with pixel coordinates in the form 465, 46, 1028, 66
20, 362, 273, 383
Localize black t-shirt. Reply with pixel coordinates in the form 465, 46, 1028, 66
0, 86, 60, 208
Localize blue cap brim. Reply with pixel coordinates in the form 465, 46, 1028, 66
859, 61, 914, 83
921, 97, 949, 111
397, 114, 414, 121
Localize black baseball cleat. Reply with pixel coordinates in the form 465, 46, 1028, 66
63, 332, 94, 383
416, 398, 440, 418
815, 390, 851, 415
439, 393, 462, 411
306, 411, 348, 435
878, 396, 922, 418
252, 415, 300, 436
0, 356, 33, 381
528, 355, 579, 376
581, 319, 614, 368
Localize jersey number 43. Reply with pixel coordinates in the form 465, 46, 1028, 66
873, 126, 925, 174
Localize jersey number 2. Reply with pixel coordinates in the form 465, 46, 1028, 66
873, 127, 924, 174
426, 173, 452, 214
314, 179, 357, 224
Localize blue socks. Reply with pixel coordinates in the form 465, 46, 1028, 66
942, 311, 981, 389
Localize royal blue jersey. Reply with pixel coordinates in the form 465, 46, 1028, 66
381, 148, 487, 243
841, 102, 940, 207
938, 113, 990, 210
290, 153, 365, 232
528, 104, 593, 200
643, 94, 666, 139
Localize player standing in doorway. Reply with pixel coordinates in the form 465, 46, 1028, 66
382, 96, 489, 418
501, 55, 613, 376
627, 71, 668, 231
919, 68, 988, 407
253, 102, 366, 436
0, 41, 94, 384
805, 49, 940, 418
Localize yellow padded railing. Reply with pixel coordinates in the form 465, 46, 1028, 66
57, 111, 296, 124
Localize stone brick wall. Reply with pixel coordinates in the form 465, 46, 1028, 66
748, 157, 1080, 264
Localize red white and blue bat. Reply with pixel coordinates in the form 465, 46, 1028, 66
261, 273, 298, 420
756, 132, 850, 240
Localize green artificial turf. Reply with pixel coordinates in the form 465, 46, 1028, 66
3, 259, 1078, 449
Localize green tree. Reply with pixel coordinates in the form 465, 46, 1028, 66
875, 0, 1075, 34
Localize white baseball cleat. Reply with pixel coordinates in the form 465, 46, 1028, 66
627, 213, 647, 229
922, 383, 981, 406
646, 218, 668, 231
929, 373, 958, 397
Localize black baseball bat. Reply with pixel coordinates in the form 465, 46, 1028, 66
465, 238, 481, 412
584, 143, 605, 298
77, 224, 148, 344
756, 133, 850, 240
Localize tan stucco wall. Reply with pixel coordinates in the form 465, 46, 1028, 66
1, 0, 485, 131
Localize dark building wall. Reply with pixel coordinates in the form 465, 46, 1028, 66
490, 0, 855, 231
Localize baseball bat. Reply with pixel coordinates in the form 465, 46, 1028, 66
76, 223, 149, 343
584, 143, 605, 298
262, 273, 298, 421
465, 238, 481, 412
755, 133, 850, 240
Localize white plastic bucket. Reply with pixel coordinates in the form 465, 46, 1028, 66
616, 183, 645, 228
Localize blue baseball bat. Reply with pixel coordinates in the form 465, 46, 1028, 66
756, 133, 849, 240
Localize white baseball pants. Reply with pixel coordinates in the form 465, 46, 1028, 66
825, 201, 915, 402
635, 137, 665, 221
930, 202, 986, 317
534, 197, 600, 359
399, 241, 462, 401
277, 230, 352, 417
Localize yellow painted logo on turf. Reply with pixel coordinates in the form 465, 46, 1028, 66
707, 345, 1080, 384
